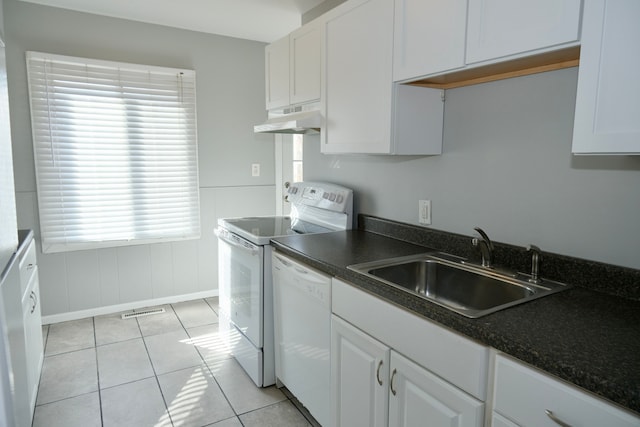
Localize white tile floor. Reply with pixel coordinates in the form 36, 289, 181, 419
34, 298, 318, 427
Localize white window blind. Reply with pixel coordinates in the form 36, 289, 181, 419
26, 52, 200, 253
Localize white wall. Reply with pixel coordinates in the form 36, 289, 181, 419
5, 0, 276, 317
305, 68, 640, 270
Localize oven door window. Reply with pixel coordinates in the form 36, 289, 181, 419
218, 231, 264, 347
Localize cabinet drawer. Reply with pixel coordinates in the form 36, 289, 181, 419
19, 239, 37, 297
493, 354, 640, 427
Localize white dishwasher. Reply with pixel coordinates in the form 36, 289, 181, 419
272, 251, 331, 427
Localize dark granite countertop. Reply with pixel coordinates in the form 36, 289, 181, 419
271, 229, 640, 415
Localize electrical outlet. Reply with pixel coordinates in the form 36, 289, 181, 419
419, 200, 431, 225
251, 163, 260, 177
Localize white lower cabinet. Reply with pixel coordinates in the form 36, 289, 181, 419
332, 315, 389, 427
21, 266, 43, 415
491, 412, 519, 427
331, 278, 486, 427
332, 315, 484, 427
331, 280, 640, 427
19, 238, 43, 421
492, 354, 640, 427
389, 351, 484, 427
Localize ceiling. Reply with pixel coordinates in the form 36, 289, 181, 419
18, 0, 328, 43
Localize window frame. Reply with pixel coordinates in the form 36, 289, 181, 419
26, 51, 201, 253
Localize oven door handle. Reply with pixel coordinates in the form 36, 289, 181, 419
217, 229, 260, 256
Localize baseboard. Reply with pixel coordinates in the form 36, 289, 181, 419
41, 289, 219, 325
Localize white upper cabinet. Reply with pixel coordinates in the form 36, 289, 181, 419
321, 0, 443, 155
466, 0, 582, 65
289, 19, 321, 105
572, 0, 640, 154
264, 19, 321, 110
393, 0, 467, 82
265, 35, 290, 110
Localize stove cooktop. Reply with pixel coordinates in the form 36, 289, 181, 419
218, 216, 334, 245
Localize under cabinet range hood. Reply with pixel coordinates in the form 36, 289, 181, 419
254, 104, 321, 134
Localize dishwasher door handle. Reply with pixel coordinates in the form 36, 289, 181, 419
274, 254, 294, 267
217, 229, 259, 256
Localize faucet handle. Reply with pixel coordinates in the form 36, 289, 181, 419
527, 244, 542, 283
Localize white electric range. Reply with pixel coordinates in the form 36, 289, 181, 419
216, 181, 353, 387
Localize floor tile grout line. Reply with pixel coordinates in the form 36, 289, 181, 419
42, 345, 97, 358
95, 334, 144, 348
198, 352, 240, 419
181, 299, 244, 420
137, 311, 177, 427
282, 388, 321, 426
91, 316, 105, 427
203, 296, 220, 316
235, 397, 314, 426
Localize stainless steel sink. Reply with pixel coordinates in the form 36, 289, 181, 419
347, 252, 570, 318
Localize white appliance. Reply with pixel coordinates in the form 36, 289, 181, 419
216, 182, 353, 388
272, 252, 331, 427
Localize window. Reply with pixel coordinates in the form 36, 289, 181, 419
26, 52, 200, 253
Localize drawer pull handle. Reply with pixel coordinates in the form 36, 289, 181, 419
376, 360, 383, 386
30, 291, 37, 314
27, 263, 34, 270
545, 410, 572, 427
390, 368, 397, 396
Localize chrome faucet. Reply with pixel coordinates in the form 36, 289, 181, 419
472, 227, 494, 268
527, 244, 542, 283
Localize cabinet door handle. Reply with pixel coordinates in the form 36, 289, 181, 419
545, 410, 572, 427
27, 263, 34, 270
390, 368, 397, 396
30, 291, 37, 313
376, 360, 384, 386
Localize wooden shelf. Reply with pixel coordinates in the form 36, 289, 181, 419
407, 46, 580, 90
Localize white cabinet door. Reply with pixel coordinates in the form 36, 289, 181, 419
21, 267, 43, 417
290, 19, 321, 105
491, 412, 520, 427
389, 351, 484, 427
466, 0, 582, 64
393, 0, 467, 82
321, 0, 395, 154
572, 0, 640, 154
321, 0, 444, 155
331, 315, 389, 427
265, 34, 290, 110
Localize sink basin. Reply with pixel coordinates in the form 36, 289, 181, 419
347, 253, 570, 318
